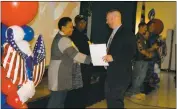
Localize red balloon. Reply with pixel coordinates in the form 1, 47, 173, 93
1, 1, 39, 26
19, 103, 28, 109
1, 77, 18, 95
7, 92, 23, 108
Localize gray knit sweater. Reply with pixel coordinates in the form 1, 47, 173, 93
48, 32, 91, 91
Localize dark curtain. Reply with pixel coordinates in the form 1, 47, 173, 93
81, 1, 137, 43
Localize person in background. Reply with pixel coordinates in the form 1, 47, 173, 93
47, 17, 91, 108
69, 15, 93, 108
126, 22, 156, 100
147, 21, 161, 63
146, 21, 161, 88
71, 15, 91, 56
103, 9, 136, 108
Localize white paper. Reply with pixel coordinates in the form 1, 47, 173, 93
89, 44, 109, 66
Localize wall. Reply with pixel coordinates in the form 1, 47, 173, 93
161, 29, 176, 70
91, 2, 137, 43
135, 1, 176, 39
136, 1, 176, 70
28, 2, 80, 66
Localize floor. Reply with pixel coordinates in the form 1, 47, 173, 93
27, 77, 50, 102
28, 71, 176, 108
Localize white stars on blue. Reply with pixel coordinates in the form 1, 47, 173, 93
33, 35, 46, 65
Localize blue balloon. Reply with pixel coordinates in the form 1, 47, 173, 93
22, 25, 34, 42
1, 23, 8, 46
2, 104, 13, 109
1, 93, 6, 105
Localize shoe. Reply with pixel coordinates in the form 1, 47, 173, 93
131, 93, 146, 100
139, 93, 146, 99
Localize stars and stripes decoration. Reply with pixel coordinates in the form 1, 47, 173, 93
2, 43, 30, 86
2, 29, 46, 87
33, 35, 46, 65
32, 35, 46, 87
6, 28, 28, 59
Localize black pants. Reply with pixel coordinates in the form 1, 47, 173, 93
65, 65, 92, 108
80, 64, 92, 106
105, 80, 130, 108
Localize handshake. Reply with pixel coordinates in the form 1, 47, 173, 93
89, 44, 112, 66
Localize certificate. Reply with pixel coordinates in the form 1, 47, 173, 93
89, 44, 109, 66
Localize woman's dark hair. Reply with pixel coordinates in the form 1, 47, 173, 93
58, 17, 72, 30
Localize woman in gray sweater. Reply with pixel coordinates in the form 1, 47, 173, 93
47, 17, 91, 108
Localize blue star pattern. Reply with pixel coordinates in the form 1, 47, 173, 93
6, 28, 46, 80
33, 35, 46, 65
4, 27, 46, 86
6, 28, 28, 59
25, 56, 34, 81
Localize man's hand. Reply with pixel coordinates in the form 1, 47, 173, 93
103, 55, 113, 62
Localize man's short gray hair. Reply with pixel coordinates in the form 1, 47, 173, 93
106, 9, 121, 15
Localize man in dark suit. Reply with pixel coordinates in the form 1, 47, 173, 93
103, 9, 136, 108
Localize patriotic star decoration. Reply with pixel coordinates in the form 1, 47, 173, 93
6, 28, 46, 81
33, 35, 46, 65
6, 28, 28, 59
6, 28, 33, 80
25, 56, 34, 81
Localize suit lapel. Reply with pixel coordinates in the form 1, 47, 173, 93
113, 25, 123, 38
107, 25, 123, 53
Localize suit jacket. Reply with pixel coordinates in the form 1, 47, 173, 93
106, 25, 136, 86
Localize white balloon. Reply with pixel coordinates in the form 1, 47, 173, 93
17, 40, 32, 56
6, 25, 25, 43
154, 63, 159, 69
155, 68, 161, 74
17, 80, 35, 103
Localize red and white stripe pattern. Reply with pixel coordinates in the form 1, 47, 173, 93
2, 43, 46, 87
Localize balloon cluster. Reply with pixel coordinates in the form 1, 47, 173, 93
1, 1, 38, 50
1, 26, 46, 108
1, 67, 28, 109
1, 2, 46, 109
